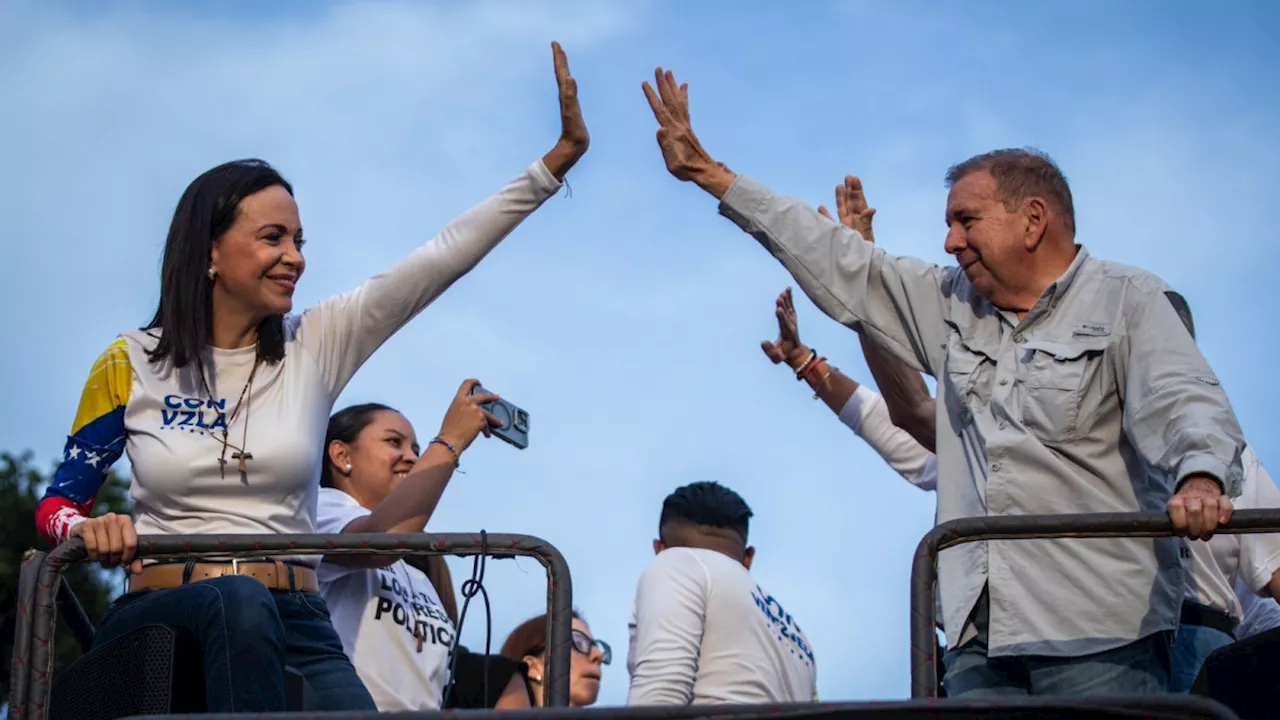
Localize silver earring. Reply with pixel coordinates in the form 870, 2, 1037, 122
344, 463, 352, 473
207, 267, 216, 281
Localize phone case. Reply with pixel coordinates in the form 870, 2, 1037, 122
472, 386, 529, 450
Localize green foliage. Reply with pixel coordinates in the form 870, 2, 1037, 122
0, 451, 133, 704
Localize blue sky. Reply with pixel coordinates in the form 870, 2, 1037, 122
2, 0, 1278, 705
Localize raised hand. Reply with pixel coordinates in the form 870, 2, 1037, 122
817, 175, 878, 243
761, 287, 810, 369
642, 67, 736, 197
437, 379, 504, 455
542, 41, 590, 180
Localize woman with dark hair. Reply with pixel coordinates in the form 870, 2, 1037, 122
315, 392, 533, 711
33, 42, 588, 713
500, 610, 611, 707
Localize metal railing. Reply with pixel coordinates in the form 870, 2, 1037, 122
9, 532, 573, 720
909, 508, 1280, 698
121, 694, 1241, 719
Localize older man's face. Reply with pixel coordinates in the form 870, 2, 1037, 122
944, 171, 1029, 308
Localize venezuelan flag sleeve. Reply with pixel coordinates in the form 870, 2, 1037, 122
36, 338, 132, 545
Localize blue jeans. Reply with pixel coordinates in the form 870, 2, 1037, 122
942, 591, 1172, 697
1169, 623, 1234, 693
96, 575, 374, 712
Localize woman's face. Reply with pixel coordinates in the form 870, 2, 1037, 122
209, 184, 306, 320
567, 618, 605, 706
341, 410, 420, 508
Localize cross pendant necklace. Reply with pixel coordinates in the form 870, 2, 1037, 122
202, 355, 262, 480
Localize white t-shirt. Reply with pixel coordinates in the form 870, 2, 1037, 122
1182, 445, 1280, 622
626, 546, 817, 706
1236, 575, 1280, 639
316, 488, 457, 711
36, 160, 562, 555
839, 385, 1280, 630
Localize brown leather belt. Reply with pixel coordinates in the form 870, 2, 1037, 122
129, 559, 318, 594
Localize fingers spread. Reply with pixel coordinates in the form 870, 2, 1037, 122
642, 82, 670, 124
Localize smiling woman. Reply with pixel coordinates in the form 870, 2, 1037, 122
32, 40, 589, 715
313, 395, 533, 712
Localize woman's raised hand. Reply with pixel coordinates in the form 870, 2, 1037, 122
436, 379, 504, 456
541, 41, 590, 180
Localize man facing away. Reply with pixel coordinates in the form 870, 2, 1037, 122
626, 481, 818, 706
642, 67, 1247, 696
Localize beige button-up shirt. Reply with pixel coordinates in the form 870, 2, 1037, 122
719, 175, 1246, 657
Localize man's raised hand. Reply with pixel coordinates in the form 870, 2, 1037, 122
542, 41, 590, 180
642, 67, 736, 197
817, 175, 877, 243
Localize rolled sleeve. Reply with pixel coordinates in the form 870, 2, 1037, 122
1120, 283, 1245, 497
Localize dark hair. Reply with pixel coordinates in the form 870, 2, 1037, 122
322, 401, 460, 624
500, 609, 584, 662
144, 159, 294, 369
659, 481, 754, 543
1165, 290, 1196, 340
320, 402, 398, 489
945, 148, 1076, 234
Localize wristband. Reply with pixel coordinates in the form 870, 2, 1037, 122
803, 356, 828, 383
794, 349, 818, 380
430, 436, 461, 469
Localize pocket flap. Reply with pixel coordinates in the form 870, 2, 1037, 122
1021, 337, 1109, 362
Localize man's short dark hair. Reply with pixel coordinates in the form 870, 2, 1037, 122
945, 148, 1076, 234
659, 481, 753, 543
1165, 290, 1196, 340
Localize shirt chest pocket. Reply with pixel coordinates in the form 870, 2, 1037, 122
943, 345, 995, 431
1018, 337, 1109, 444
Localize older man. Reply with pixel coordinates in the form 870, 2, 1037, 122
643, 68, 1247, 696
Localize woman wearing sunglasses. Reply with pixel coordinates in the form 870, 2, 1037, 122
500, 611, 610, 707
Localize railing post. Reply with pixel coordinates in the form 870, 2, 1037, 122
910, 508, 1280, 698
15, 532, 573, 720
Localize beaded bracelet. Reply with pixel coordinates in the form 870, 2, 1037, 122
430, 436, 462, 470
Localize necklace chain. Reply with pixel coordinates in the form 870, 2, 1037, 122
199, 354, 262, 479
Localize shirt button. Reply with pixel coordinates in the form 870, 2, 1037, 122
1013, 333, 1024, 343
990, 461, 1001, 472
999, 378, 1009, 386
997, 421, 1007, 430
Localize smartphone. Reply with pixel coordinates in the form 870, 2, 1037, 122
471, 385, 530, 450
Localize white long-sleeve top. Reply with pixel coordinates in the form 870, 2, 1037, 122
39, 160, 562, 556
626, 547, 817, 707
837, 385, 937, 492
